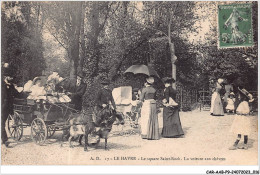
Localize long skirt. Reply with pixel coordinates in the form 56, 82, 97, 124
210, 92, 224, 116
162, 107, 184, 138
230, 101, 251, 135
140, 100, 159, 140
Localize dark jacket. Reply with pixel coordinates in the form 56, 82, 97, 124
140, 86, 157, 102
164, 86, 177, 103
96, 88, 116, 110
63, 78, 86, 111
2, 80, 19, 115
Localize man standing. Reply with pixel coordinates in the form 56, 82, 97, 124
96, 79, 116, 111
64, 71, 87, 111
95, 79, 117, 125
1, 65, 19, 148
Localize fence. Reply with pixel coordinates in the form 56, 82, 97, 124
175, 86, 198, 111
197, 90, 258, 112
173, 86, 258, 112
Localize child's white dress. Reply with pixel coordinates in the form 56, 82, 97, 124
226, 98, 235, 111
27, 85, 46, 100
230, 101, 251, 135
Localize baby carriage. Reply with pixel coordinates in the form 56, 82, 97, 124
112, 86, 141, 128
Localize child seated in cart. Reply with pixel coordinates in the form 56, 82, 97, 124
27, 74, 71, 104
27, 77, 47, 101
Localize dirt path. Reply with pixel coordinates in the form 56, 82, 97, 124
1, 110, 258, 165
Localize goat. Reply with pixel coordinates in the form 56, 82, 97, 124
69, 106, 124, 151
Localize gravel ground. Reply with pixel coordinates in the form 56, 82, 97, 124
1, 110, 258, 165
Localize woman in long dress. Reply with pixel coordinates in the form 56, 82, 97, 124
229, 86, 253, 150
139, 76, 159, 140
210, 79, 225, 116
161, 78, 184, 138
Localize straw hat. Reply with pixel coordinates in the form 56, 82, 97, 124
229, 92, 235, 96
32, 77, 41, 85
146, 76, 154, 84
238, 87, 252, 100
217, 78, 225, 85
162, 77, 175, 84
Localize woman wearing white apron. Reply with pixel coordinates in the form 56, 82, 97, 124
139, 77, 159, 140
210, 79, 225, 116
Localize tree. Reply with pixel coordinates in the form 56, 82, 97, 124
142, 2, 198, 89
2, 2, 45, 84
41, 2, 83, 79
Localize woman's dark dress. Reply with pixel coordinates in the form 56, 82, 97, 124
162, 87, 184, 138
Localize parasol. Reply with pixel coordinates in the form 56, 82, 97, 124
124, 64, 160, 78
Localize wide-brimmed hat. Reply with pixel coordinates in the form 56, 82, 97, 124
218, 78, 225, 85
32, 77, 41, 85
229, 92, 235, 97
146, 76, 154, 84
230, 92, 235, 96
162, 77, 175, 84
238, 87, 251, 99
101, 79, 110, 85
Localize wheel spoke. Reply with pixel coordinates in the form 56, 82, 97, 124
18, 119, 22, 126
39, 133, 43, 143
14, 127, 17, 138
32, 133, 38, 139
34, 133, 39, 143
10, 128, 15, 136
32, 126, 37, 134
32, 120, 37, 128
18, 126, 22, 131
16, 129, 20, 138
39, 132, 45, 139
9, 114, 14, 120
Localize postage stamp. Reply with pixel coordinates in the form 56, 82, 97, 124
218, 3, 253, 48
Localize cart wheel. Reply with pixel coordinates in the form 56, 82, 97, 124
7, 112, 23, 141
31, 118, 47, 145
47, 125, 56, 138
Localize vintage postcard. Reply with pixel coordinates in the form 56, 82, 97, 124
1, 1, 258, 173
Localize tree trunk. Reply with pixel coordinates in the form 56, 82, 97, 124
83, 2, 100, 79
82, 2, 101, 108
69, 59, 76, 79
168, 16, 177, 89
78, 2, 86, 75
109, 2, 128, 80
68, 2, 82, 79
169, 42, 177, 88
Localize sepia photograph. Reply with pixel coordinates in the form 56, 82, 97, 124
1, 0, 259, 173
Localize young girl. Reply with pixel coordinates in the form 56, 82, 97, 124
226, 92, 235, 113
229, 87, 253, 150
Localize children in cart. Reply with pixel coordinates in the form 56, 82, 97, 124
18, 72, 71, 104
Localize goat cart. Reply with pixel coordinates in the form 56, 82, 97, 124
7, 98, 78, 145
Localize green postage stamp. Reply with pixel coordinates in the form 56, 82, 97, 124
218, 3, 253, 48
